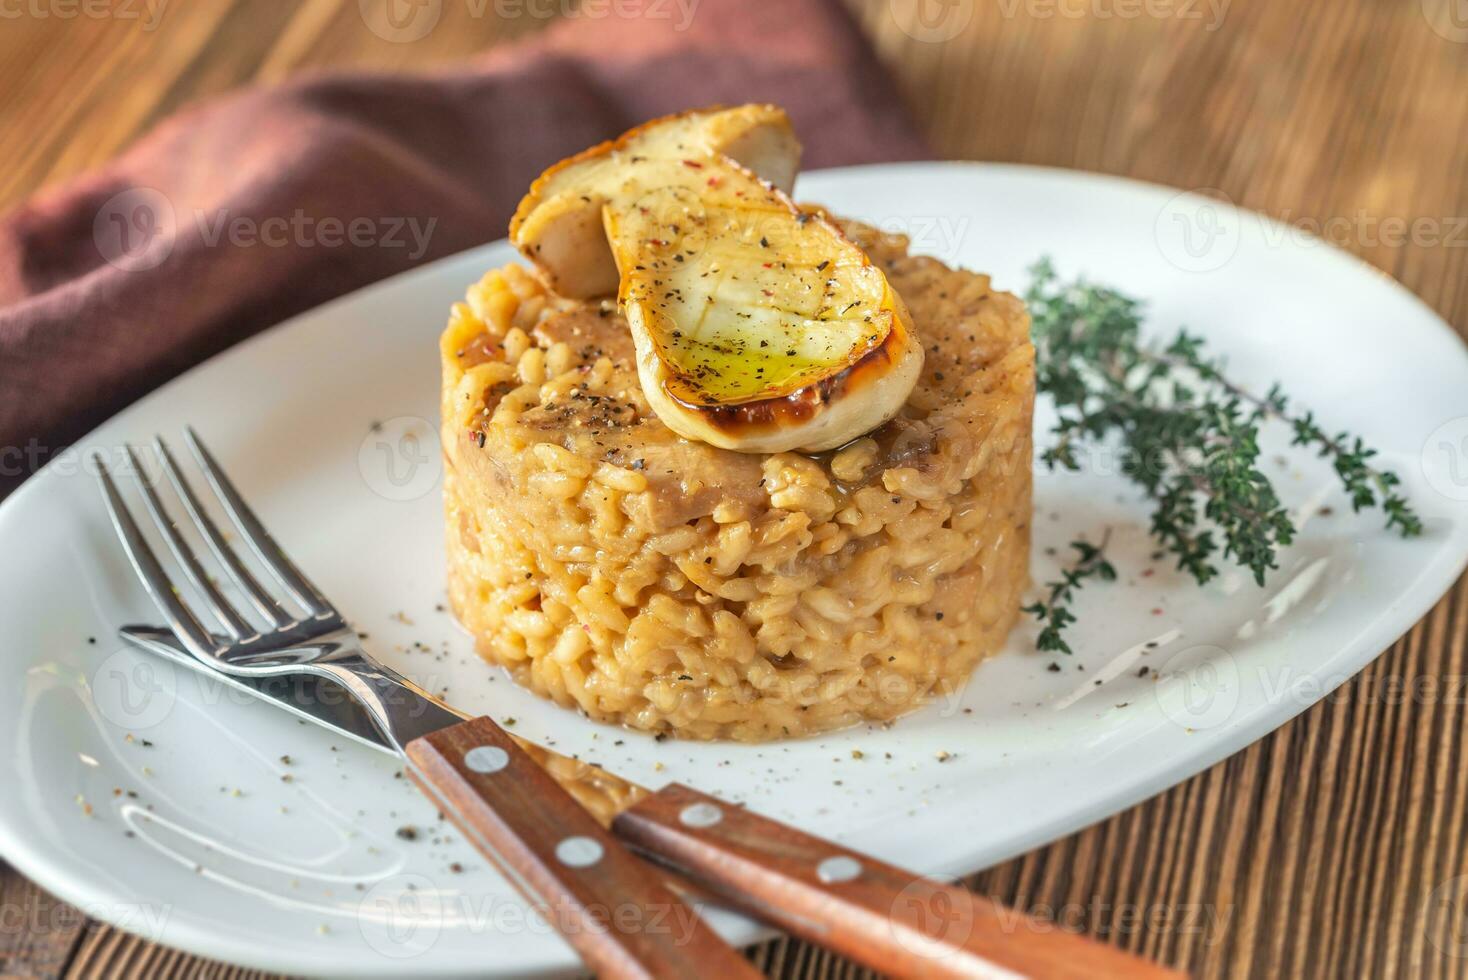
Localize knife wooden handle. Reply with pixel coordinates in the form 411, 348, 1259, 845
614, 783, 1184, 980
404, 718, 758, 980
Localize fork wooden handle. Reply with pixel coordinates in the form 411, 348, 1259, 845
404, 718, 757, 979
614, 784, 1184, 980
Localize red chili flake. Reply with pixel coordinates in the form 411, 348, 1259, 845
762, 262, 774, 268
648, 238, 666, 246
762, 289, 774, 297
706, 176, 721, 187
682, 160, 704, 169
1141, 568, 1155, 578
1151, 608, 1164, 616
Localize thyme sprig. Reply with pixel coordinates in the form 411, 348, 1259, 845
1024, 533, 1117, 654
1025, 258, 1421, 652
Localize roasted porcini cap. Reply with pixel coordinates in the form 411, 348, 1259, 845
510, 105, 922, 454
510, 105, 802, 300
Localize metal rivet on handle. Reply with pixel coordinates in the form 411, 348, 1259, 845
679, 802, 724, 828
556, 836, 605, 868
464, 745, 509, 774
816, 856, 862, 884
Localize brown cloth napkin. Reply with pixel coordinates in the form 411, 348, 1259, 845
0, 0, 928, 497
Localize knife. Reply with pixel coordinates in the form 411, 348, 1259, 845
121, 625, 1182, 979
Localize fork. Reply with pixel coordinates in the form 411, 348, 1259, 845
94, 428, 759, 980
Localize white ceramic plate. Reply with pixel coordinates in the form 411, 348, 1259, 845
2, 164, 1466, 978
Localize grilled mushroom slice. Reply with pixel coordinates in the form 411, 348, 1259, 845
510, 104, 801, 300
511, 105, 923, 453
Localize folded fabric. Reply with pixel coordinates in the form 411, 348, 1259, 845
0, 0, 928, 498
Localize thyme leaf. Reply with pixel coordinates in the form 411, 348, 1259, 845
1024, 533, 1117, 654
1025, 258, 1421, 652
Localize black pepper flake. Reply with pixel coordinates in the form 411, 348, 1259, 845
396, 825, 419, 841
1047, 663, 1062, 673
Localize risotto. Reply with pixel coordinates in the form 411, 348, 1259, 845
441, 218, 1034, 741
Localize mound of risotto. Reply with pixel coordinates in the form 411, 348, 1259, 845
440, 217, 1034, 741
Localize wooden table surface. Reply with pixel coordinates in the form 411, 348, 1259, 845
3, 1, 1467, 977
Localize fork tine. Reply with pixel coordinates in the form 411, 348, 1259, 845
183, 427, 335, 618
123, 446, 254, 642
95, 456, 218, 659
153, 436, 296, 629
